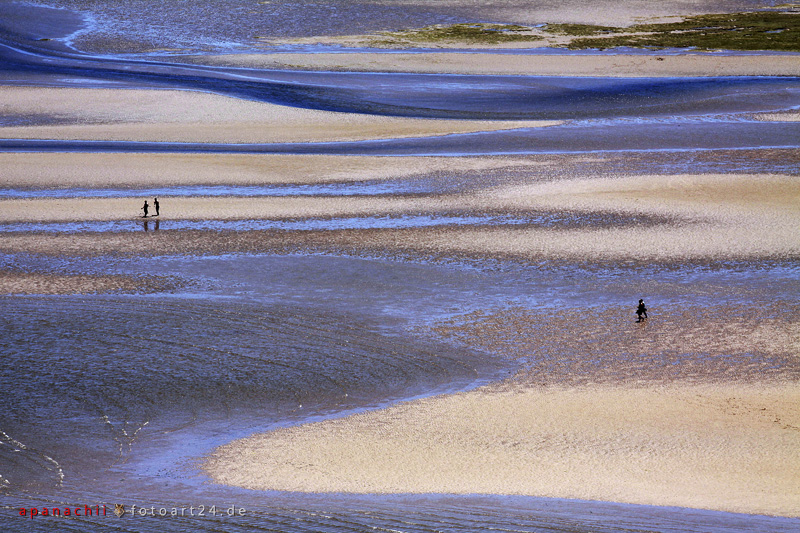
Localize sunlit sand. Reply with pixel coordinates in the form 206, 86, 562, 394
0, 87, 555, 143
205, 383, 800, 516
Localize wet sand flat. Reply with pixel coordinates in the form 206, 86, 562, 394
2, 172, 798, 262
202, 260, 800, 517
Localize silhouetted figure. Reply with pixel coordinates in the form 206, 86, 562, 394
153, 197, 159, 216
636, 299, 648, 322
142, 200, 149, 218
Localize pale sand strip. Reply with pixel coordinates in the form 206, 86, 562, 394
0, 153, 542, 188
486, 173, 800, 214
0, 224, 796, 262
389, 224, 800, 261
756, 111, 800, 122
195, 52, 800, 77
0, 271, 178, 294
205, 382, 800, 516
0, 87, 555, 143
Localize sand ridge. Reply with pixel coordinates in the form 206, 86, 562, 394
0, 270, 181, 294
0, 87, 556, 143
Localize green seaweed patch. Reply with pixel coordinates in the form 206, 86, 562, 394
544, 23, 621, 36
561, 11, 800, 51
383, 23, 543, 44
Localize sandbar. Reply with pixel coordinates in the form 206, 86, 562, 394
0, 270, 179, 294
205, 382, 800, 516
195, 52, 800, 77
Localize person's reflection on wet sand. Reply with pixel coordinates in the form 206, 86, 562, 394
142, 219, 160, 232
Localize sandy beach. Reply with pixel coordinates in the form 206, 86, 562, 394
2, 1, 799, 531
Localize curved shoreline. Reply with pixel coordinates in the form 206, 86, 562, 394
204, 382, 800, 517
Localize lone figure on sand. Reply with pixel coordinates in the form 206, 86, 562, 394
153, 197, 160, 216
142, 200, 149, 218
636, 299, 648, 322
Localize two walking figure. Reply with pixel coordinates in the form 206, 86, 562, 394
141, 197, 159, 218
636, 299, 648, 322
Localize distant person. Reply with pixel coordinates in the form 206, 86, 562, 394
636, 299, 648, 322
142, 200, 149, 218
153, 197, 160, 217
